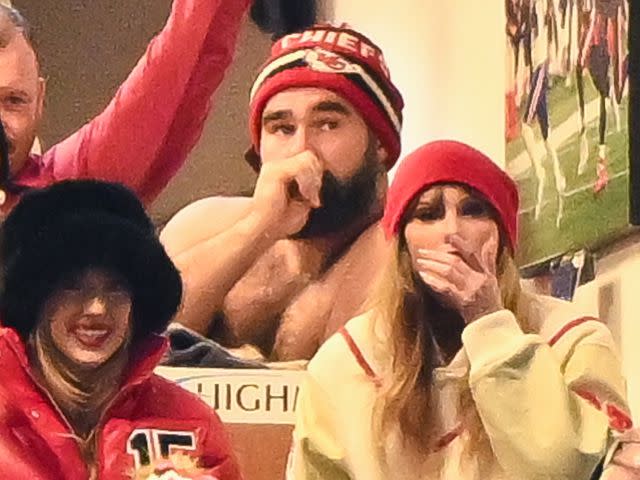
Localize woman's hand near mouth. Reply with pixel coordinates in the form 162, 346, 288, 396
416, 234, 503, 323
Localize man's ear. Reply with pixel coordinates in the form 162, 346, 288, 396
244, 146, 262, 172
35, 77, 46, 121
375, 138, 388, 165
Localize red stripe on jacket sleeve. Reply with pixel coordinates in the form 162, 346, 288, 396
338, 327, 381, 387
548, 316, 600, 346
550, 317, 632, 432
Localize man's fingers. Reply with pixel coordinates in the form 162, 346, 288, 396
285, 151, 322, 207
295, 170, 322, 208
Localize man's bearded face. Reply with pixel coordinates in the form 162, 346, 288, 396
293, 140, 383, 239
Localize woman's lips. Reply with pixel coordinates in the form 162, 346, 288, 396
70, 323, 112, 348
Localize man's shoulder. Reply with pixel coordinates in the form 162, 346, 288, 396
331, 221, 389, 268
160, 196, 252, 255
166, 196, 252, 226
352, 221, 388, 254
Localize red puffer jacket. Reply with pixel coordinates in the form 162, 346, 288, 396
0, 327, 243, 480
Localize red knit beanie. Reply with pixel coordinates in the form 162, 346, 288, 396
382, 140, 520, 251
247, 24, 404, 171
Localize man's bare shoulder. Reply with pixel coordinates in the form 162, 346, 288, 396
160, 196, 252, 257
334, 222, 390, 270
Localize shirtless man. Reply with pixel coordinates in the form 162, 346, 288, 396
161, 25, 404, 361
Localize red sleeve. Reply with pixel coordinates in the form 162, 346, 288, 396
200, 411, 244, 480
39, 0, 251, 204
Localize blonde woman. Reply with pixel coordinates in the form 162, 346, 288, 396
287, 140, 631, 480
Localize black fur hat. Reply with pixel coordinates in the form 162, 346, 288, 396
0, 180, 182, 343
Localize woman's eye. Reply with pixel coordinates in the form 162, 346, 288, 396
461, 199, 489, 217
413, 206, 442, 221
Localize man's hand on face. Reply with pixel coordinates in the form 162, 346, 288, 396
250, 150, 323, 239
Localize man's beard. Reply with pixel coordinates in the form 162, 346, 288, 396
293, 143, 383, 239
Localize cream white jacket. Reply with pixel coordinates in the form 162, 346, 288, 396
287, 294, 631, 480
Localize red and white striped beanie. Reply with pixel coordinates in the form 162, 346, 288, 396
247, 24, 404, 170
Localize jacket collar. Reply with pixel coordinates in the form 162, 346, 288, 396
0, 327, 168, 391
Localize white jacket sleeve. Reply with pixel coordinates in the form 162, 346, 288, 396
287, 373, 353, 480
462, 309, 630, 480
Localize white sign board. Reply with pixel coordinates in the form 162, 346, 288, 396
156, 367, 304, 425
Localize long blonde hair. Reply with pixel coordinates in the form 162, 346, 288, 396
370, 225, 527, 459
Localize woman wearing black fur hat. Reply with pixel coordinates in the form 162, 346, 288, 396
0, 180, 243, 479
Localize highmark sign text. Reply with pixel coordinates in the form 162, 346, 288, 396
156, 367, 304, 425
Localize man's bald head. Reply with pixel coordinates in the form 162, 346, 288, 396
0, 5, 31, 49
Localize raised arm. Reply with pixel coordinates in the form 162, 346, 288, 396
41, 0, 251, 203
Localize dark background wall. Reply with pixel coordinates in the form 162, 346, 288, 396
13, 0, 272, 223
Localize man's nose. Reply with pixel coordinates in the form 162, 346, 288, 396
287, 126, 313, 156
